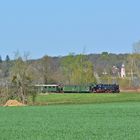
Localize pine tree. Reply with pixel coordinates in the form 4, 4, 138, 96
0, 55, 2, 63
5, 55, 10, 62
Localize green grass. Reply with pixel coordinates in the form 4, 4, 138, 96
30, 92, 140, 105
1, 102, 140, 140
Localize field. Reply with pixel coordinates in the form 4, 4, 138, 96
31, 92, 140, 105
1, 93, 140, 140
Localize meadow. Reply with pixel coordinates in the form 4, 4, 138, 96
1, 93, 140, 140
31, 92, 140, 105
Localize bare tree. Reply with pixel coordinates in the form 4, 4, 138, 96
133, 41, 140, 54
10, 52, 34, 104
126, 41, 140, 87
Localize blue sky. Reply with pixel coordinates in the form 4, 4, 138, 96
0, 0, 140, 59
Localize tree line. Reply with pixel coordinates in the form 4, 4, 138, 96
0, 41, 140, 104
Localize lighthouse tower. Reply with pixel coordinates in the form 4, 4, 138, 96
121, 64, 126, 78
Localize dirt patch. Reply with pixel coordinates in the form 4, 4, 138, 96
4, 100, 25, 107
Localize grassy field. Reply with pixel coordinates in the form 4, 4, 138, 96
30, 92, 140, 105
1, 102, 140, 140
1, 93, 140, 140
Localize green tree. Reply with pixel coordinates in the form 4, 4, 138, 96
61, 54, 96, 85
61, 53, 75, 84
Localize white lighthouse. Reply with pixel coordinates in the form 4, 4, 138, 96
121, 64, 126, 78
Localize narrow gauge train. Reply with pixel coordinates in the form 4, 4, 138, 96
35, 83, 120, 93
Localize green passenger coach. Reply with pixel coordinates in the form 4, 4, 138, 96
35, 84, 62, 93
63, 85, 91, 93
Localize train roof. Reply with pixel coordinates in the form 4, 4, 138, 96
35, 84, 59, 87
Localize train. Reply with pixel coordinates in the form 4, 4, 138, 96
35, 83, 120, 93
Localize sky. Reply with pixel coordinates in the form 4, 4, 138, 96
0, 0, 140, 59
